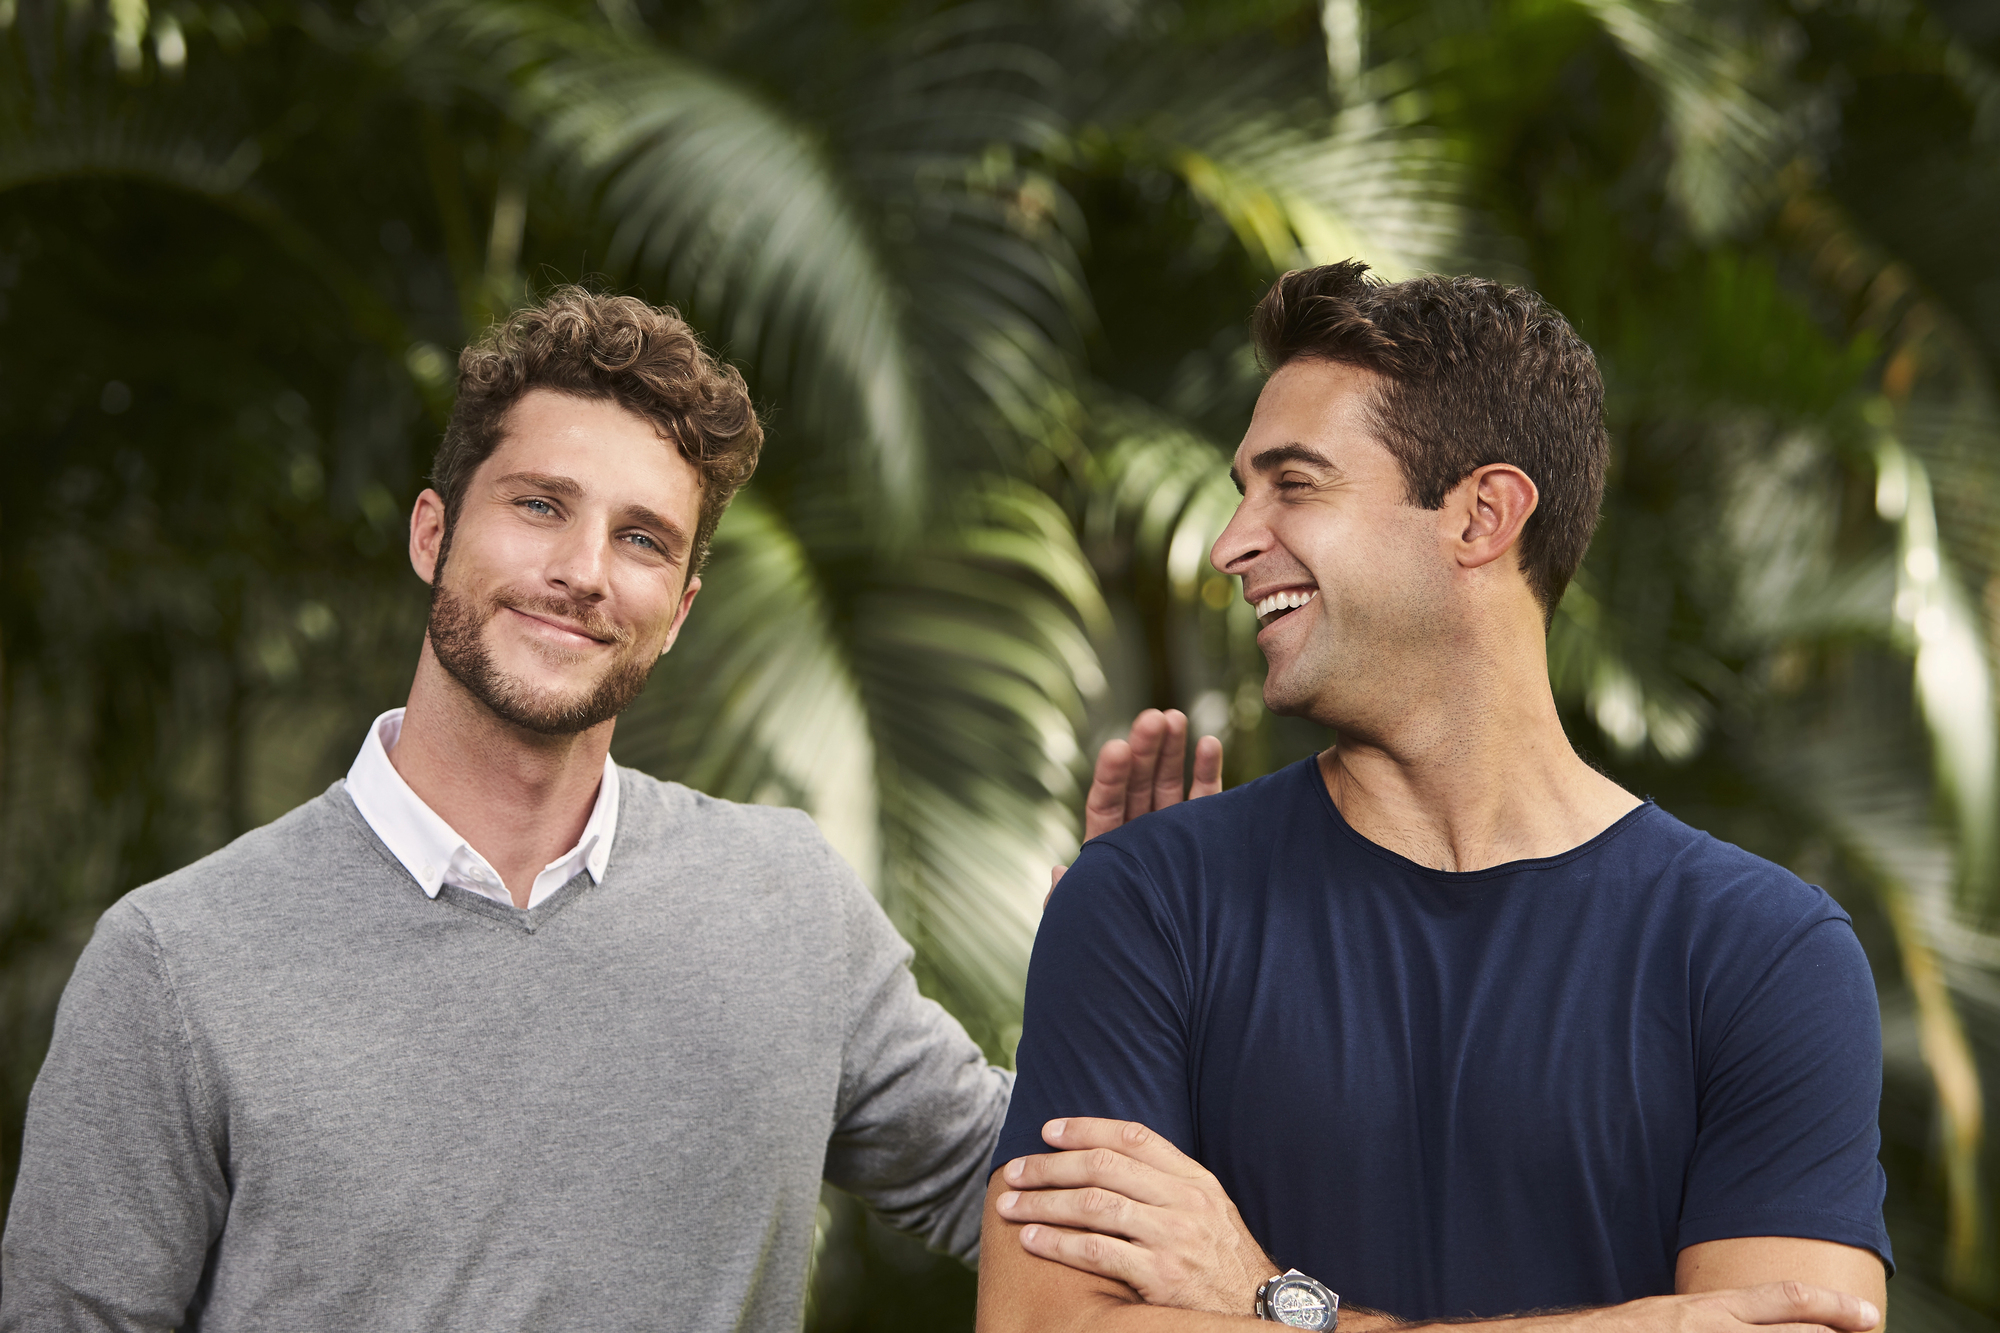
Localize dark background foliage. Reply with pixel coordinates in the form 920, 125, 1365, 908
4, 0, 1999, 1327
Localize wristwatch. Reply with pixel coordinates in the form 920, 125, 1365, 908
1254, 1268, 1339, 1329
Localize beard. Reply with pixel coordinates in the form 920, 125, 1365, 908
427, 575, 656, 736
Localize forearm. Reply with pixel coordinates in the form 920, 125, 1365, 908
979, 1172, 1252, 1333
983, 1240, 1881, 1333
824, 858, 1013, 1263
1255, 1283, 1885, 1333
977, 1269, 1258, 1332
1676, 1239, 1885, 1315
984, 1123, 1884, 1333
978, 1263, 1549, 1333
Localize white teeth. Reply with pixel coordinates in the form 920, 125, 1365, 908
1253, 589, 1318, 620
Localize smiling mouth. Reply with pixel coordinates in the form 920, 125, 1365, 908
1254, 588, 1318, 629
505, 604, 616, 647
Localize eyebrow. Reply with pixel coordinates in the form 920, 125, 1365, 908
1228, 443, 1343, 494
496, 471, 692, 563
495, 470, 583, 499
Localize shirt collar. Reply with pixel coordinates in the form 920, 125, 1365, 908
344, 708, 620, 900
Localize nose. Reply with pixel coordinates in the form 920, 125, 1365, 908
547, 524, 610, 602
1210, 497, 1267, 576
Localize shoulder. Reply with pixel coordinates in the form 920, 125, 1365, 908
1092, 759, 1317, 866
1049, 760, 1318, 925
118, 788, 374, 928
615, 767, 863, 897
620, 767, 832, 856
66, 790, 381, 987
616, 770, 908, 971
1621, 806, 1871, 1006
1630, 805, 1849, 935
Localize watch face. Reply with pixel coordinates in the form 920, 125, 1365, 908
1267, 1275, 1337, 1330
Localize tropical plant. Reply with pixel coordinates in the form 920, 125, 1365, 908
2, 0, 1997, 1329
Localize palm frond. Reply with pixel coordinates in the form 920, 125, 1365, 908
406, 0, 927, 520
0, 0, 411, 354
856, 481, 1105, 1046
1573, 0, 1793, 239
1053, 14, 1466, 281
1548, 577, 1717, 763
1207, 101, 1468, 279
838, 9, 1088, 455
1774, 691, 1995, 1296
612, 492, 882, 883
618, 479, 1107, 1056
1086, 400, 1242, 605
410, 0, 1091, 515
0, 0, 251, 194
1875, 433, 1999, 904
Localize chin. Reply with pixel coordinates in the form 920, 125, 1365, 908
1260, 649, 1348, 724
485, 680, 635, 737
455, 642, 655, 737
1260, 673, 1316, 719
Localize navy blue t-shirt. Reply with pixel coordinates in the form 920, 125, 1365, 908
996, 758, 1891, 1319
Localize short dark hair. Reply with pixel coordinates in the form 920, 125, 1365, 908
434, 286, 764, 574
1251, 261, 1607, 621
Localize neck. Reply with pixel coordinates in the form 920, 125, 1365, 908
390, 639, 613, 906
1318, 617, 1638, 873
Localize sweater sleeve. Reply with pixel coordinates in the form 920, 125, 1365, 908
1, 899, 229, 1332
819, 847, 1013, 1265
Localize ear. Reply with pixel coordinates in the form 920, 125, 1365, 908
657, 575, 703, 658
1449, 464, 1538, 572
409, 488, 447, 586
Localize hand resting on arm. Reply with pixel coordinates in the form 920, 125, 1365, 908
1051, 709, 1223, 897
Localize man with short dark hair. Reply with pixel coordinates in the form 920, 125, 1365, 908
1, 288, 1009, 1331
978, 262, 1891, 1333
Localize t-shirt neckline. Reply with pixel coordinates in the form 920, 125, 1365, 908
1303, 755, 1656, 884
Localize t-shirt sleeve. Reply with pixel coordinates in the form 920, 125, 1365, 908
0, 899, 228, 1332
816, 825, 1013, 1266
1679, 912, 1893, 1270
992, 839, 1195, 1174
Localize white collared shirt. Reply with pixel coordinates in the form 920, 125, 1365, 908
345, 708, 619, 910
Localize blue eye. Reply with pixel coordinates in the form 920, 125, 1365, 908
521, 498, 556, 515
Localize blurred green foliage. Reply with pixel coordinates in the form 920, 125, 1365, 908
4, 0, 2000, 1328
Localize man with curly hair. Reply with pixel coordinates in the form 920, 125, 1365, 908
0, 288, 1010, 1331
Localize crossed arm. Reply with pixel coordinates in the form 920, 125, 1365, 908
976, 1118, 1887, 1333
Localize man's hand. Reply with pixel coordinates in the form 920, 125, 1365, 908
1087, 709, 1225, 842
1051, 711, 1224, 897
992, 1117, 1274, 1316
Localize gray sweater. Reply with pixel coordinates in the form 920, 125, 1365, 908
1, 773, 1011, 1331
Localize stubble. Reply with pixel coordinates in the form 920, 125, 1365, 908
427, 577, 655, 736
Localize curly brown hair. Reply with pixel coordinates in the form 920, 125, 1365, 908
433, 286, 764, 575
1252, 261, 1607, 624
